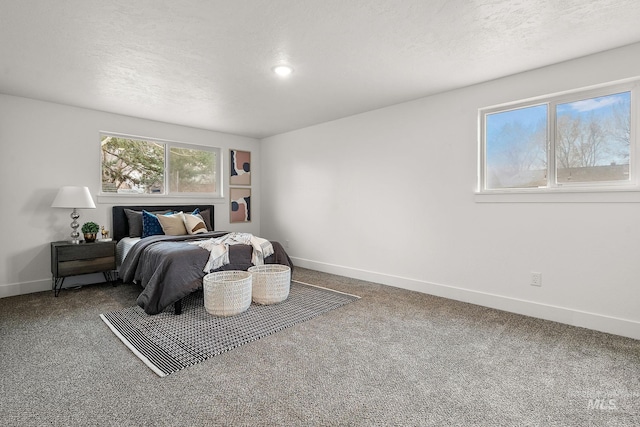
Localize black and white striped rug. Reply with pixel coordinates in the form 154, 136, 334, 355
100, 280, 359, 377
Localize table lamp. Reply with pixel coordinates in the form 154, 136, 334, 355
51, 186, 96, 243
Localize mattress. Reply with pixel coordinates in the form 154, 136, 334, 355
116, 236, 140, 267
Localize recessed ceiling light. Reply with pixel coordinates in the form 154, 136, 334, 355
273, 65, 293, 77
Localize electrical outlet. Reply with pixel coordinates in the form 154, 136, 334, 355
531, 272, 542, 287
285, 240, 290, 249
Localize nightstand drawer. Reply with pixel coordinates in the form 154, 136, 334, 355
57, 256, 116, 276
56, 243, 114, 261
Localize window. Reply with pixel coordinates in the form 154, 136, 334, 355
100, 133, 220, 196
480, 82, 635, 192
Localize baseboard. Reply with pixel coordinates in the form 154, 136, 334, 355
0, 273, 111, 299
292, 257, 640, 341
0, 279, 51, 298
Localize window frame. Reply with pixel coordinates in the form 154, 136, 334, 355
478, 80, 639, 194
99, 132, 223, 199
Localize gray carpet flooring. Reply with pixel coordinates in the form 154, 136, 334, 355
0, 267, 638, 426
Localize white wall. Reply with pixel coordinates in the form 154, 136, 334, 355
260, 43, 640, 340
2, 44, 639, 340
0, 95, 259, 297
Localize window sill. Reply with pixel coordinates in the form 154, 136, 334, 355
97, 194, 226, 205
474, 188, 640, 203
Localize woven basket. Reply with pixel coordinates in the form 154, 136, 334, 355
248, 264, 291, 305
203, 270, 252, 316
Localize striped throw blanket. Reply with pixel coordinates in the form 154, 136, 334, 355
190, 232, 274, 272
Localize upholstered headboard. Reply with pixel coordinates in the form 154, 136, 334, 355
112, 205, 215, 241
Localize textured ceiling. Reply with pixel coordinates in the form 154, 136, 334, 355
2, 0, 640, 138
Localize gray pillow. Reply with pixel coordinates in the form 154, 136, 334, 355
198, 208, 213, 231
124, 209, 171, 238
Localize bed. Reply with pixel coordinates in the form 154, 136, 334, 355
113, 205, 293, 315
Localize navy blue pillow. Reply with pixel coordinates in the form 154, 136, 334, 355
142, 210, 165, 238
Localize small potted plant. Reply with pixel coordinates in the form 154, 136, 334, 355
81, 221, 100, 243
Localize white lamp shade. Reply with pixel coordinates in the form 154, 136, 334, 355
51, 186, 96, 209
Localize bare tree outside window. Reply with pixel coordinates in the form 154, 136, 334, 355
556, 92, 630, 183
481, 86, 633, 191
485, 104, 547, 189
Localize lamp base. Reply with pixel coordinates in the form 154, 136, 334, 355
70, 208, 80, 243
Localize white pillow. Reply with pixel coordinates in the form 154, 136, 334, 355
183, 213, 208, 235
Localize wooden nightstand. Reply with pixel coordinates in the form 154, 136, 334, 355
51, 241, 117, 296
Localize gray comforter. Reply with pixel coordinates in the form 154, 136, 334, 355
119, 233, 293, 314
